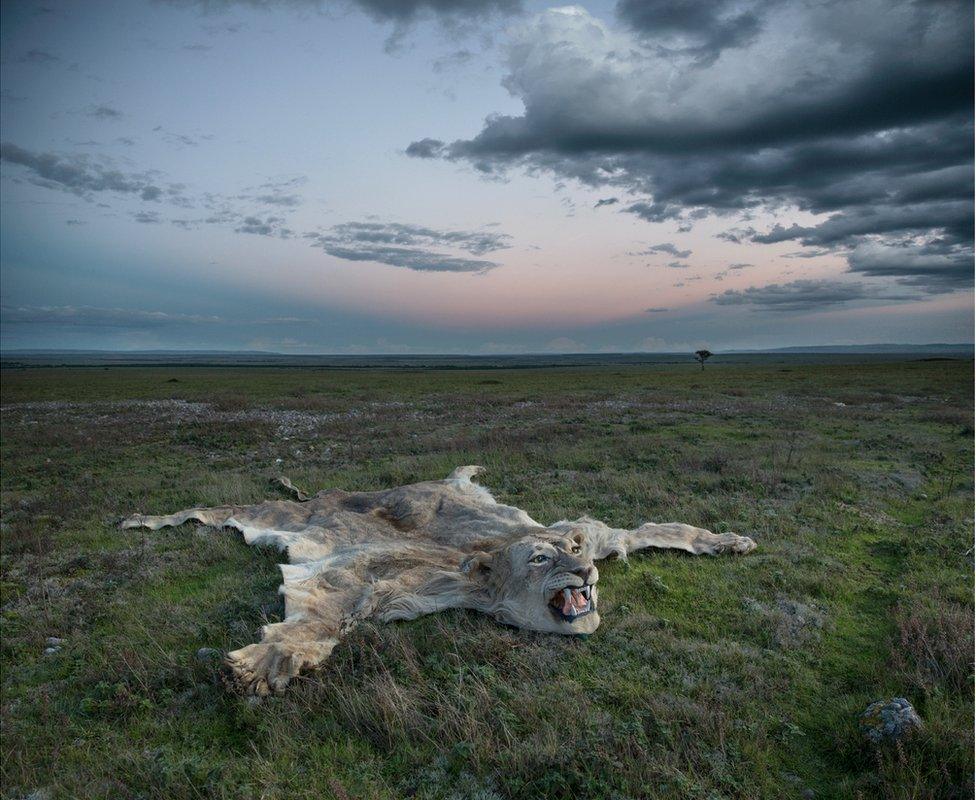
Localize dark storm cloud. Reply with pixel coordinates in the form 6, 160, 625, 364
715, 229, 748, 244
780, 249, 834, 259
594, 197, 618, 208
750, 200, 973, 247
236, 215, 293, 237
712, 279, 894, 311
641, 242, 691, 259
353, 0, 519, 22
163, 199, 297, 235
644, 307, 668, 313
133, 210, 161, 223
846, 242, 974, 292
408, 1, 974, 293
305, 220, 510, 272
0, 142, 164, 200
321, 221, 510, 255
617, 0, 770, 66
162, 0, 519, 23
405, 138, 446, 159
309, 241, 498, 272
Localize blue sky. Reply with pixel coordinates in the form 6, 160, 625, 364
1, 0, 972, 352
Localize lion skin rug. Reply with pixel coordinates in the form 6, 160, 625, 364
123, 466, 756, 695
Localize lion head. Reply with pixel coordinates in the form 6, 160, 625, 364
463, 529, 601, 634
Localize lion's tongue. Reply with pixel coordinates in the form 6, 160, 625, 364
561, 588, 586, 615
561, 589, 572, 615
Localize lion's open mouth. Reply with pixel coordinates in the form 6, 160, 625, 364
549, 585, 595, 622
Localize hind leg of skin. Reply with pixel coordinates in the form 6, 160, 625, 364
224, 634, 339, 696
120, 507, 238, 530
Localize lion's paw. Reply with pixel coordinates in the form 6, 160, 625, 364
712, 532, 757, 555
223, 644, 298, 697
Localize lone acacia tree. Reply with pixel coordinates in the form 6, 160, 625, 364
694, 349, 713, 370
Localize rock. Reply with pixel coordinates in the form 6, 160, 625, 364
45, 637, 65, 647
195, 647, 222, 663
42, 646, 60, 656
860, 698, 923, 744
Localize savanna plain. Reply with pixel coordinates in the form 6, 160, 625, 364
1, 359, 972, 800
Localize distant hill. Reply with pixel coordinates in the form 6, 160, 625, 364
723, 343, 973, 354
1, 343, 972, 370
0, 349, 275, 356
3, 343, 972, 359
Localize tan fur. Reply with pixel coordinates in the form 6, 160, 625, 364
122, 466, 756, 695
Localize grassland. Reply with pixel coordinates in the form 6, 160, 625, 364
1, 360, 972, 799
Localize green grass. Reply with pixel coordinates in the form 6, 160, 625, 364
1, 360, 972, 799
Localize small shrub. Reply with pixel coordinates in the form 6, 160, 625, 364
890, 595, 974, 697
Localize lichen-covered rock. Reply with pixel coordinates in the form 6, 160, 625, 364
860, 698, 922, 744
42, 637, 64, 656
195, 647, 222, 663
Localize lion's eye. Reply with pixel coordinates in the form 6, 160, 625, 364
571, 545, 581, 554
529, 554, 549, 564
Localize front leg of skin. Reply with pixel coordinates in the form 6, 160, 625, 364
694, 530, 757, 555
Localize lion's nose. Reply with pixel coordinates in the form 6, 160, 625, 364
574, 565, 594, 583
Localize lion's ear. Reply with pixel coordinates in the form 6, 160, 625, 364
460, 551, 493, 580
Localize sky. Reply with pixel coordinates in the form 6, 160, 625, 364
0, 0, 972, 353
